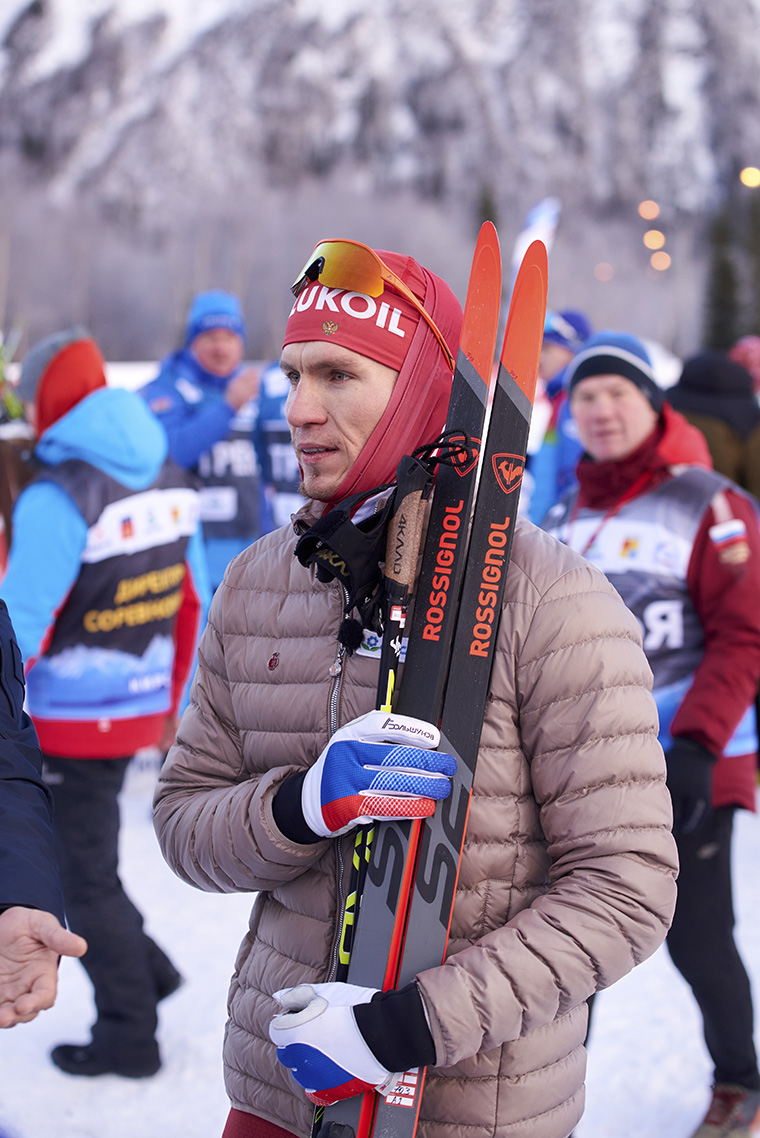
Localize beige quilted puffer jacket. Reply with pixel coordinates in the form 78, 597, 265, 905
154, 509, 678, 1138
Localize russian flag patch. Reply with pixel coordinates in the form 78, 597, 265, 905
709, 518, 750, 565
709, 518, 747, 546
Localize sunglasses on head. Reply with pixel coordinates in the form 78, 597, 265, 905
291, 238, 455, 371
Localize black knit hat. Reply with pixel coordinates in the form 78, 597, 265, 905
669, 351, 760, 438
565, 331, 662, 411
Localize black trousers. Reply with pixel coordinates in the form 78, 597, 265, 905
667, 807, 760, 1090
43, 753, 176, 1060
585, 808, 758, 1090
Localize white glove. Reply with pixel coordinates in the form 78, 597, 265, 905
301, 709, 456, 838
269, 982, 401, 1106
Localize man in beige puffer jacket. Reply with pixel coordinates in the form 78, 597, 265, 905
153, 239, 678, 1138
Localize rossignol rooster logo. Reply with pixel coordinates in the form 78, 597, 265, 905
450, 433, 480, 477
492, 453, 524, 495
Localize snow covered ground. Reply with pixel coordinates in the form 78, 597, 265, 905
1, 750, 759, 1138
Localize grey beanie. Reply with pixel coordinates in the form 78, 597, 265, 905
16, 326, 92, 403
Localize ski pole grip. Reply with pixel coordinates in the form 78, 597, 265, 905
383, 454, 433, 599
385, 490, 425, 592
384, 501, 428, 604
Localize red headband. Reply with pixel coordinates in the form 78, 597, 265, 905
283, 279, 422, 372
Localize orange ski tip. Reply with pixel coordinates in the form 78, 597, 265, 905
458, 222, 503, 385
527, 236, 548, 270
499, 240, 548, 403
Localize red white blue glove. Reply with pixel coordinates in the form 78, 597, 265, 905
301, 709, 456, 838
269, 982, 401, 1105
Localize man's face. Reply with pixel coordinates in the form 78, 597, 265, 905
282, 341, 399, 501
570, 374, 659, 463
191, 329, 245, 377
538, 342, 574, 382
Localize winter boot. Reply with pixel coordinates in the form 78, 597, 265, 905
50, 1040, 161, 1078
690, 1084, 760, 1137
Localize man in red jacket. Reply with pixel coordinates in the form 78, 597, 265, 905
542, 331, 760, 1138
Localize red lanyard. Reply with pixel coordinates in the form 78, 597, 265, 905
566, 471, 656, 557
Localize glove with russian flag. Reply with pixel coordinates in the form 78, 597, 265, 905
269, 981, 435, 1106
300, 709, 456, 838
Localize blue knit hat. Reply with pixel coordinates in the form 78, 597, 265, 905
543, 309, 592, 352
184, 290, 246, 347
565, 330, 661, 411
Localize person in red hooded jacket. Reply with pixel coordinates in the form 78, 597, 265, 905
542, 331, 760, 1138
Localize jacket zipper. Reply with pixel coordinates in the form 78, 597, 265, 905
328, 586, 350, 734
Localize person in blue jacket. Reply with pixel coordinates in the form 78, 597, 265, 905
140, 289, 267, 589
1, 327, 209, 1077
252, 360, 304, 529
526, 308, 592, 525
0, 598, 87, 1029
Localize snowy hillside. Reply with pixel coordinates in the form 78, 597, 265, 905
4, 0, 759, 213
3, 1, 760, 357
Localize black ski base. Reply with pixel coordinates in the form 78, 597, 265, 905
316, 1124, 356, 1138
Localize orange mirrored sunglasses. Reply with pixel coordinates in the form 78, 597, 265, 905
291, 239, 455, 371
